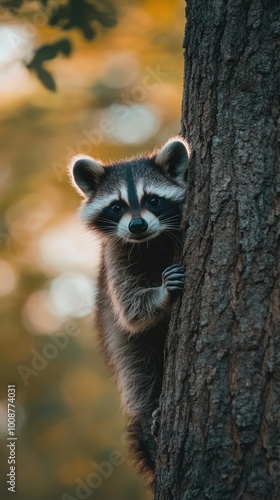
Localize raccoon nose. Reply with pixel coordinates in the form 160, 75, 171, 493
129, 218, 148, 234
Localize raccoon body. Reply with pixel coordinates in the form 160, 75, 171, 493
69, 137, 188, 483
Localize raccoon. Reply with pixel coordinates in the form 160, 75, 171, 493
69, 137, 188, 484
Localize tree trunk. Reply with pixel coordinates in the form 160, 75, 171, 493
154, 0, 280, 498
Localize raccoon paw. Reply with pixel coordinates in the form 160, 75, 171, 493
162, 264, 185, 293
151, 407, 161, 439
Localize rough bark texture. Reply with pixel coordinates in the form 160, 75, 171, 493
154, 0, 280, 498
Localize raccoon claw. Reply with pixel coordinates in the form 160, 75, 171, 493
162, 264, 185, 293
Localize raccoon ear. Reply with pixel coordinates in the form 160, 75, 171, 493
155, 137, 189, 183
69, 155, 105, 198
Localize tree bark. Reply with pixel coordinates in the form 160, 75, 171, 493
155, 0, 280, 498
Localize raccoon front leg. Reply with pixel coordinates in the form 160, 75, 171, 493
110, 264, 185, 333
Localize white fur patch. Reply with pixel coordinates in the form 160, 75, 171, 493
119, 185, 129, 205
80, 193, 119, 221
135, 178, 185, 204
144, 182, 185, 201
135, 180, 144, 202
80, 183, 130, 221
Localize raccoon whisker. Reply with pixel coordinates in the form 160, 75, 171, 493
103, 230, 119, 237
151, 236, 171, 257
161, 216, 181, 228
162, 216, 181, 224
90, 227, 116, 239
96, 218, 119, 227
159, 219, 181, 229
147, 215, 180, 236
97, 218, 118, 224
164, 231, 181, 250
108, 234, 120, 244
128, 242, 136, 260
164, 226, 181, 239
159, 213, 181, 223
158, 209, 180, 219
161, 217, 181, 226
159, 208, 178, 216
104, 227, 118, 232
163, 224, 181, 233
166, 228, 181, 244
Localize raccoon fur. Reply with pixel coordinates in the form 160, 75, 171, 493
69, 137, 188, 485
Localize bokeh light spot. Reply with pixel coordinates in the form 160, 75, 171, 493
0, 260, 17, 296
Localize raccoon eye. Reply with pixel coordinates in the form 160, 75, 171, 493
147, 196, 161, 208
110, 202, 123, 214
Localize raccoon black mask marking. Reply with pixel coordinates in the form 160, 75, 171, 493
69, 137, 188, 486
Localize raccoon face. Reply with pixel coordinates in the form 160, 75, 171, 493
69, 137, 189, 243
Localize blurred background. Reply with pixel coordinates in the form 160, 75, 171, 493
0, 1, 185, 498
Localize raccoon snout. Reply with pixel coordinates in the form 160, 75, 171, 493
129, 218, 148, 234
